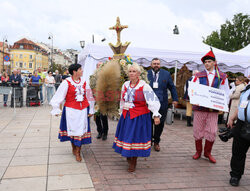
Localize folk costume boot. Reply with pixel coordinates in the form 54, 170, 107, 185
187, 116, 193, 127
193, 140, 202, 160
204, 140, 216, 163
75, 146, 82, 162
127, 157, 132, 164
154, 143, 160, 152
71, 142, 76, 155
128, 157, 137, 172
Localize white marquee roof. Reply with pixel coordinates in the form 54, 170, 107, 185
78, 43, 250, 74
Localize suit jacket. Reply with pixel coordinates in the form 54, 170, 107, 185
10, 74, 22, 87
183, 77, 193, 101
148, 69, 178, 110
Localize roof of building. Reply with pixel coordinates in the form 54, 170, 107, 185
12, 38, 48, 55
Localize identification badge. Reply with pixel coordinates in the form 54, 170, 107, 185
153, 82, 158, 89
240, 100, 249, 109
123, 102, 130, 110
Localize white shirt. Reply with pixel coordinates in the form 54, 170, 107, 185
50, 77, 95, 136
46, 76, 55, 87
152, 70, 159, 82
50, 77, 95, 115
120, 80, 161, 118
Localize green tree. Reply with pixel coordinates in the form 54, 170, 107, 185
49, 63, 67, 74
203, 13, 250, 52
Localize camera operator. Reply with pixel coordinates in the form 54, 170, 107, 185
227, 83, 250, 187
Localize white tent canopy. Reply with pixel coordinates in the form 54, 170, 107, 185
78, 43, 250, 81
234, 44, 250, 77
234, 44, 250, 56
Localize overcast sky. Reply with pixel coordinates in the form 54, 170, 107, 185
0, 0, 249, 52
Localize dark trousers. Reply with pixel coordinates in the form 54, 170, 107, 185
95, 114, 109, 135
230, 119, 250, 179
55, 84, 60, 91
3, 94, 8, 104
39, 86, 43, 102
151, 108, 168, 144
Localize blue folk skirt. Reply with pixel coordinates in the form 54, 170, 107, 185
113, 112, 151, 157
58, 107, 91, 147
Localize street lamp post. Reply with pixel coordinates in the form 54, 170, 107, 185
77, 40, 86, 65
2, 37, 8, 72
173, 25, 179, 86
48, 33, 53, 71
80, 40, 85, 49
173, 25, 179, 35
34, 52, 37, 70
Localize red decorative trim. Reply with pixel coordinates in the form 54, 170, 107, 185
71, 77, 81, 84
221, 79, 225, 85
129, 80, 140, 88
193, 76, 198, 82
114, 137, 151, 150
59, 131, 91, 140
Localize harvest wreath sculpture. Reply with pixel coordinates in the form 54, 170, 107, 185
89, 17, 149, 118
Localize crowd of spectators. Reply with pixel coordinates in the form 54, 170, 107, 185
0, 68, 70, 107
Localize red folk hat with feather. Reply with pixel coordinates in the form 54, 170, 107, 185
201, 50, 216, 63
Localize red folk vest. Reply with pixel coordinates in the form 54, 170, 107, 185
64, 79, 89, 110
122, 85, 150, 119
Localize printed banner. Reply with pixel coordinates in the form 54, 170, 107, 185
188, 82, 229, 112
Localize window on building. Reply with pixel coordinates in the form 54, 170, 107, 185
20, 45, 24, 49
16, 55, 18, 58
19, 62, 23, 68
30, 55, 32, 59
20, 54, 23, 58
29, 63, 32, 68
16, 62, 18, 67
24, 63, 27, 68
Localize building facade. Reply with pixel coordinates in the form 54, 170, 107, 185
38, 42, 73, 67
10, 38, 49, 73
0, 41, 11, 73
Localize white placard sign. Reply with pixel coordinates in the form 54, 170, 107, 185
188, 82, 229, 112
4, 61, 10, 65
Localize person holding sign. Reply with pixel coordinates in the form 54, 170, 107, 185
191, 50, 230, 163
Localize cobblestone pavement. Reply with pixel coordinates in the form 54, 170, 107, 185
85, 114, 250, 191
0, 106, 250, 191
0, 106, 94, 191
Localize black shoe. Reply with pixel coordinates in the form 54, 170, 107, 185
229, 177, 240, 186
102, 134, 107, 141
187, 117, 193, 127
96, 133, 102, 139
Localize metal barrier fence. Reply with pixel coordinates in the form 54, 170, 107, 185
0, 82, 56, 107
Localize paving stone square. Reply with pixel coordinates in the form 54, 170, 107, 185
0, 106, 250, 191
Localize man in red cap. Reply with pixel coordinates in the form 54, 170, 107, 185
191, 50, 230, 163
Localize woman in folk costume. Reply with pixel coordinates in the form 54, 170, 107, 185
191, 50, 230, 163
113, 63, 161, 172
50, 64, 95, 162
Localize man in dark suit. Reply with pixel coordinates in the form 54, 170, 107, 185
148, 58, 178, 151
10, 69, 22, 87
